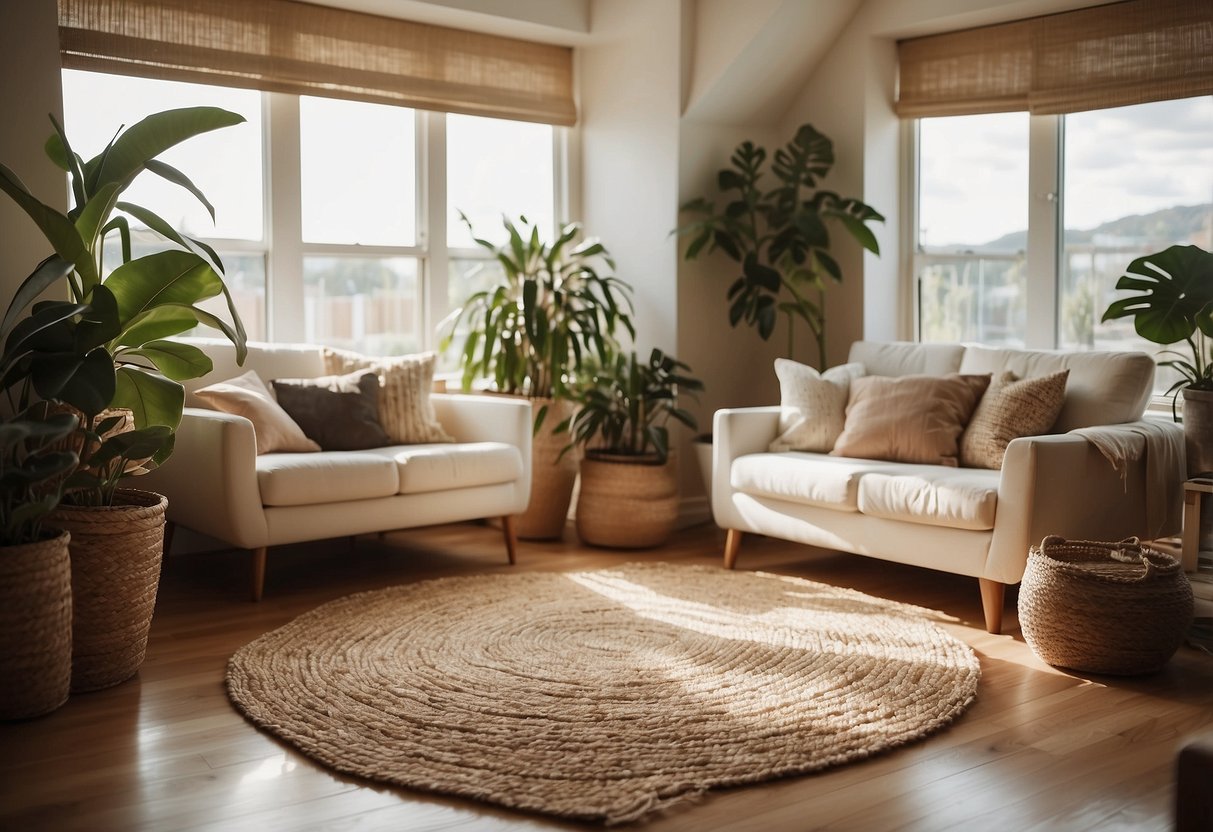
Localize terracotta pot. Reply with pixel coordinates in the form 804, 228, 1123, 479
575, 452, 678, 549
0, 531, 72, 719
50, 489, 167, 692
1183, 388, 1213, 478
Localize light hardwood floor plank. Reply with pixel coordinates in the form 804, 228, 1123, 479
1, 522, 1209, 831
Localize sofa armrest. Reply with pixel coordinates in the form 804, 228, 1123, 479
137, 407, 268, 549
431, 393, 533, 500
987, 419, 1183, 584
712, 406, 782, 529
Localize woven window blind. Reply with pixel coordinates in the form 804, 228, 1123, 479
897, 0, 1213, 118
57, 0, 577, 126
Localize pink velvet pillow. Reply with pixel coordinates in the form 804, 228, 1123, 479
831, 373, 992, 466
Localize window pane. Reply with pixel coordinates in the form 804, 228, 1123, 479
61, 70, 264, 241
300, 97, 416, 246
440, 257, 507, 373
303, 256, 419, 355
1059, 97, 1213, 365
447, 114, 554, 248
916, 113, 1030, 346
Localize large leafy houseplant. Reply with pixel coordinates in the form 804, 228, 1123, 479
440, 213, 634, 428
560, 347, 703, 464
1101, 244, 1213, 416
677, 123, 884, 367
0, 107, 249, 505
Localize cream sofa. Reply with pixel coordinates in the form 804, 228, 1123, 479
140, 340, 532, 600
713, 341, 1184, 634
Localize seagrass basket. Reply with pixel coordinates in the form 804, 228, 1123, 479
50, 489, 168, 692
0, 531, 72, 719
575, 453, 678, 549
1019, 536, 1194, 675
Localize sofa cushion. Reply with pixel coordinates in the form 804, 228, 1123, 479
832, 374, 991, 466
731, 453, 904, 511
958, 345, 1154, 431
857, 467, 1001, 530
847, 341, 965, 377
769, 360, 865, 453
322, 348, 455, 445
358, 442, 523, 494
272, 371, 392, 451
960, 369, 1069, 469
257, 452, 400, 507
194, 369, 321, 454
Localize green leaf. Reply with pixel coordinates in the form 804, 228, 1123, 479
1, 255, 74, 339
105, 250, 223, 324
832, 213, 881, 254
74, 181, 121, 252
112, 365, 185, 430
116, 201, 224, 274
1101, 245, 1213, 345
91, 107, 246, 194
76, 285, 122, 352
121, 339, 213, 381
32, 346, 115, 416
0, 163, 96, 288
116, 305, 200, 347
143, 159, 217, 222
48, 114, 88, 208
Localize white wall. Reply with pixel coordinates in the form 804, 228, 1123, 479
579, 0, 684, 355
0, 0, 66, 308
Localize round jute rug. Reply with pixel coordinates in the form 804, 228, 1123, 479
227, 563, 980, 824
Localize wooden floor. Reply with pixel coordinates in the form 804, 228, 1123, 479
2, 522, 1210, 831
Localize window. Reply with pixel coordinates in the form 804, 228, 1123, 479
61, 70, 268, 339
60, 70, 561, 357
912, 96, 1213, 378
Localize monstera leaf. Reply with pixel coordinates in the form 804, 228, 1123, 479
1101, 245, 1213, 345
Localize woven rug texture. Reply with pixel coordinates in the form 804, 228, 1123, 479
227, 562, 981, 824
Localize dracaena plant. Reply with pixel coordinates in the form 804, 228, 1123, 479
677, 123, 884, 368
1101, 244, 1213, 417
0, 107, 248, 505
559, 347, 703, 464
439, 213, 634, 429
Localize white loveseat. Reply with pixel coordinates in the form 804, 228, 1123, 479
713, 341, 1184, 633
140, 340, 532, 600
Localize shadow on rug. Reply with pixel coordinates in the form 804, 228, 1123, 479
226, 562, 980, 824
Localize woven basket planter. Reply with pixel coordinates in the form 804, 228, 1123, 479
1019, 536, 1194, 675
575, 453, 678, 549
50, 489, 168, 692
513, 398, 580, 540
0, 531, 73, 719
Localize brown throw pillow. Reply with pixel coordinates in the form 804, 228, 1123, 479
271, 371, 392, 451
832, 373, 992, 466
321, 348, 453, 444
960, 369, 1069, 469
195, 370, 320, 454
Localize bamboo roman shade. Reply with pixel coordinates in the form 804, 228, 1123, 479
57, 0, 577, 126
897, 0, 1213, 118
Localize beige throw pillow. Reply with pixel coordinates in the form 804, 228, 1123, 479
322, 348, 454, 445
832, 373, 992, 466
960, 369, 1069, 469
194, 370, 320, 454
769, 360, 865, 453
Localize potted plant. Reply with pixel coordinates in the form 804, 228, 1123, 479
676, 123, 884, 498
0, 107, 249, 691
0, 307, 82, 719
440, 213, 634, 539
1101, 243, 1213, 476
559, 347, 702, 548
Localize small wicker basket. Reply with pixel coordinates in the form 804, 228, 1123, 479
1019, 536, 1194, 675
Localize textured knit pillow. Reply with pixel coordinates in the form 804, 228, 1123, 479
769, 359, 865, 453
960, 369, 1069, 469
322, 348, 453, 444
195, 370, 320, 454
832, 373, 992, 466
271, 371, 392, 451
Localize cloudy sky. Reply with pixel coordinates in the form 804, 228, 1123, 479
919, 96, 1213, 249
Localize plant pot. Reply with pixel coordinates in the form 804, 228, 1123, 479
513, 397, 580, 540
575, 452, 679, 549
50, 489, 168, 692
0, 531, 73, 720
1183, 388, 1213, 478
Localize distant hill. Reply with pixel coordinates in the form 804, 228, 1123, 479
967, 203, 1212, 253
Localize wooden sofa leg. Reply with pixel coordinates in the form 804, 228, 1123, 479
723, 529, 743, 570
501, 515, 518, 565
251, 547, 267, 602
979, 578, 1005, 634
